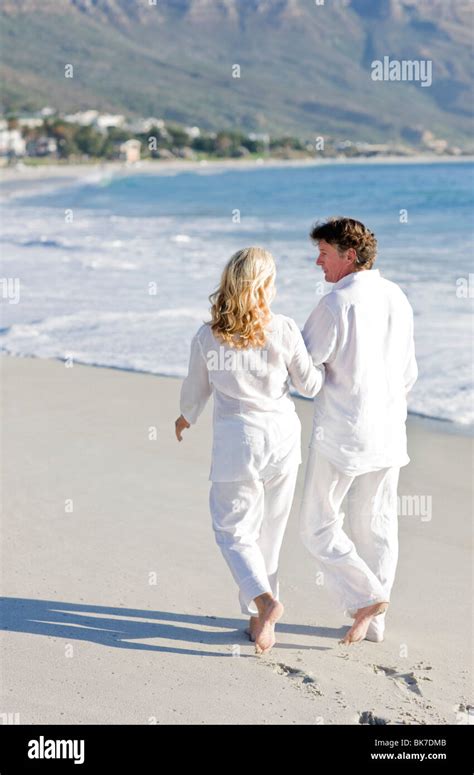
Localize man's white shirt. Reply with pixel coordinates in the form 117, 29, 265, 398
302, 268, 418, 475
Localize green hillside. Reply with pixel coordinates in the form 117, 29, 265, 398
1, 0, 472, 145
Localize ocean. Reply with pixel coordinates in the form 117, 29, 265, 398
1, 160, 473, 426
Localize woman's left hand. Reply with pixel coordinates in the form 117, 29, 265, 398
175, 414, 191, 442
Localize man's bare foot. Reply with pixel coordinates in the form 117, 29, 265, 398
339, 602, 388, 646
244, 616, 258, 642
365, 611, 386, 643
253, 593, 284, 654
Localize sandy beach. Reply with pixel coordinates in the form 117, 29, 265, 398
0, 353, 472, 725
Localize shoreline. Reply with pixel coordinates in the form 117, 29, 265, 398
0, 161, 471, 432
0, 154, 473, 190
1, 351, 473, 437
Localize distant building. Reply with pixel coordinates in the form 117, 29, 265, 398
0, 129, 26, 157
249, 132, 270, 151
39, 107, 57, 118
63, 111, 126, 132
421, 130, 448, 154
354, 142, 393, 155
119, 138, 141, 163
334, 139, 411, 157
25, 136, 58, 157
126, 117, 165, 133
402, 126, 450, 154
184, 126, 201, 139
63, 110, 99, 126
16, 116, 44, 129
335, 140, 354, 151
95, 114, 125, 132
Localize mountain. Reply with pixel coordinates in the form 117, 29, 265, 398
1, 0, 472, 145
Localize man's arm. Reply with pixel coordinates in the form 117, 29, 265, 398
302, 298, 339, 366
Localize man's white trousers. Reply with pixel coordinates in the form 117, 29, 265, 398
299, 447, 400, 618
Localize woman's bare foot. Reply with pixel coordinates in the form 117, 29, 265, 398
253, 593, 284, 654
339, 602, 388, 646
244, 616, 258, 642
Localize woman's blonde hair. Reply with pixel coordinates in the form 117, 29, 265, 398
208, 246, 276, 349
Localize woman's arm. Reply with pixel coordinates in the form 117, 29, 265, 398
302, 298, 338, 366
175, 329, 212, 440
287, 318, 325, 398
404, 306, 418, 395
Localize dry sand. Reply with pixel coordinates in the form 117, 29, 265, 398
0, 354, 472, 725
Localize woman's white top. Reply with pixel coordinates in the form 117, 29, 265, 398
180, 313, 324, 481
302, 268, 418, 475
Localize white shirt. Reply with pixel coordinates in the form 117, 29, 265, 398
180, 313, 325, 481
302, 268, 418, 475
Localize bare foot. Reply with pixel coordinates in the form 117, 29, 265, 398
244, 616, 258, 642
339, 602, 388, 646
253, 594, 284, 654
365, 611, 386, 643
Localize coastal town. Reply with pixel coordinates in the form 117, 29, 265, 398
0, 105, 466, 166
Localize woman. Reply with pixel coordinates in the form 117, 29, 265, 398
174, 247, 324, 654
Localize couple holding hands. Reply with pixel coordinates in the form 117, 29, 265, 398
175, 216, 417, 655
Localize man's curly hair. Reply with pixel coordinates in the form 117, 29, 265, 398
310, 217, 377, 270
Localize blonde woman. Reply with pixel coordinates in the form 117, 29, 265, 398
175, 247, 324, 654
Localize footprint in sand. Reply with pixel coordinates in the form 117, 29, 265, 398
269, 662, 324, 696
373, 665, 422, 696
454, 703, 474, 724
359, 710, 389, 725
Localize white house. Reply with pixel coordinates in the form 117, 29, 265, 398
126, 117, 165, 133
95, 113, 125, 131
63, 110, 99, 126
0, 129, 26, 157
119, 138, 141, 163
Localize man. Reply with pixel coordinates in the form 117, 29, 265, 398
300, 217, 417, 645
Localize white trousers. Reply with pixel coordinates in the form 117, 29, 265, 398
299, 447, 400, 618
209, 466, 299, 616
